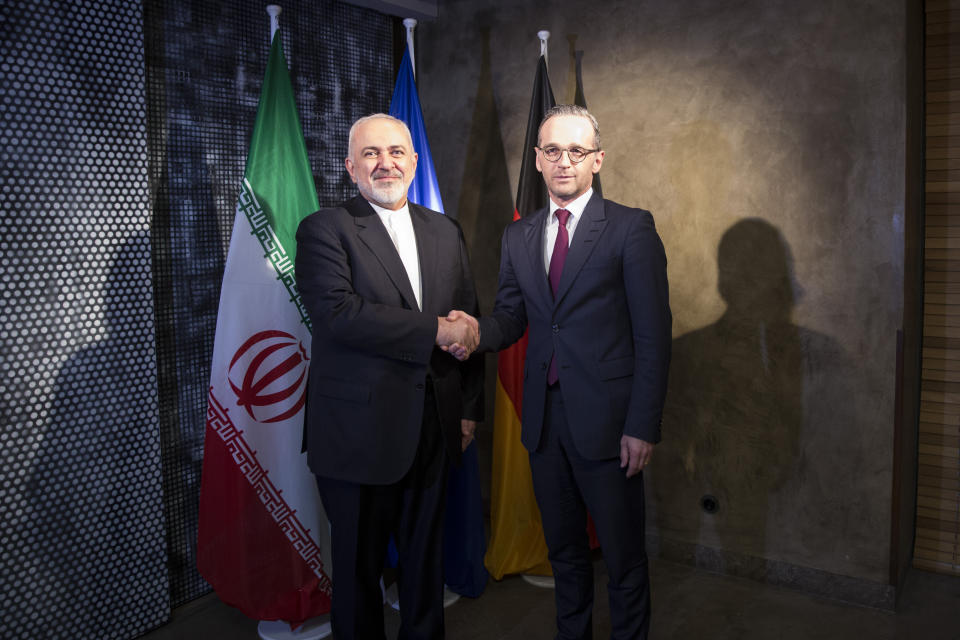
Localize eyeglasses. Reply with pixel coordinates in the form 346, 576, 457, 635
535, 145, 600, 164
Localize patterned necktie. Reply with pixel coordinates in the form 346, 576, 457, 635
547, 209, 571, 385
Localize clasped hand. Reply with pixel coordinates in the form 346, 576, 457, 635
436, 310, 478, 361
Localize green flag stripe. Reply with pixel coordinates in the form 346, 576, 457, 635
244, 34, 319, 275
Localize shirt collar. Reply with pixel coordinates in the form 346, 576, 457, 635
548, 187, 593, 222
369, 199, 411, 219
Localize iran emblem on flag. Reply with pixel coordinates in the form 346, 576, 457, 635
228, 330, 309, 425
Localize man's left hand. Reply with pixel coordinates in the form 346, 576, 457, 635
461, 419, 477, 451
620, 435, 654, 478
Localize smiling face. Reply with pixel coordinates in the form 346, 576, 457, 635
345, 116, 418, 210
536, 114, 604, 207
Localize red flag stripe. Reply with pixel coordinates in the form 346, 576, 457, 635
198, 389, 331, 623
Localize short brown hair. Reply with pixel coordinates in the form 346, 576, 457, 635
538, 105, 602, 149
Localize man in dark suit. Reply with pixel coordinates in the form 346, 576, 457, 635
295, 114, 484, 640
451, 105, 671, 639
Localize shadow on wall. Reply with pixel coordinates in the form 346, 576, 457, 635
455, 21, 515, 316
455, 22, 516, 509
26, 232, 168, 637
651, 218, 867, 570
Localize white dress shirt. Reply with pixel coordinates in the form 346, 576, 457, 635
543, 187, 594, 274
371, 200, 422, 310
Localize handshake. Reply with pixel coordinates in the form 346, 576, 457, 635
436, 310, 479, 361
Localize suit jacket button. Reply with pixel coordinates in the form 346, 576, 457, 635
541, 363, 547, 370
552, 324, 559, 333
416, 383, 425, 390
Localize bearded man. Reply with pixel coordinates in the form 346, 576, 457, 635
295, 114, 484, 640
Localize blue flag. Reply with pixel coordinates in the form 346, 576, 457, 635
389, 48, 489, 598
389, 50, 444, 213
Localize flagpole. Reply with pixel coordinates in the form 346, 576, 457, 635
538, 29, 550, 69
267, 4, 281, 40
403, 18, 417, 80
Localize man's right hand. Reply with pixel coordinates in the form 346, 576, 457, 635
437, 311, 478, 360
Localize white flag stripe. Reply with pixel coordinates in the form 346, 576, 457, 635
208, 198, 332, 579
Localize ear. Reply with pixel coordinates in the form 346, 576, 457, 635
535, 151, 543, 173
591, 150, 605, 174
345, 157, 357, 183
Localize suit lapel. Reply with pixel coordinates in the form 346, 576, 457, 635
522, 209, 553, 306
555, 193, 607, 305
349, 195, 420, 310
410, 203, 439, 312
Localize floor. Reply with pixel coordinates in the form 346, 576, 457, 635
139, 557, 960, 639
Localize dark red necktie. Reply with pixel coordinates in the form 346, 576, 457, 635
547, 209, 571, 385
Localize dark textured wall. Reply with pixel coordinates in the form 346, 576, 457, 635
0, 2, 169, 638
417, 0, 909, 591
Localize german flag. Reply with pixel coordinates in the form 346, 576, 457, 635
484, 54, 555, 579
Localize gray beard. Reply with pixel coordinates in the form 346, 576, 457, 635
360, 179, 406, 209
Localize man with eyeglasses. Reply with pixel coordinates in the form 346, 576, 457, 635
449, 104, 671, 639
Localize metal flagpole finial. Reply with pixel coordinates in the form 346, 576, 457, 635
267, 5, 281, 40
538, 30, 550, 66
404, 18, 418, 80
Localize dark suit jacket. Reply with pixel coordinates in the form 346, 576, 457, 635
478, 193, 671, 459
295, 195, 484, 485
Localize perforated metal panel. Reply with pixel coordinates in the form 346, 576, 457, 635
142, 0, 395, 607
0, 1, 169, 639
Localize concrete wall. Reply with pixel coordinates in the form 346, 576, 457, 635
417, 0, 910, 599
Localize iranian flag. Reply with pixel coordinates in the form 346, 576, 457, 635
197, 32, 332, 623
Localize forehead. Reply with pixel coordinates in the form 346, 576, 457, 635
540, 115, 594, 145
353, 118, 411, 151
